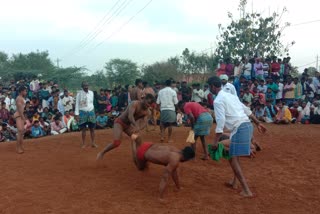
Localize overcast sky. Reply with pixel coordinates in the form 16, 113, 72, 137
0, 0, 319, 72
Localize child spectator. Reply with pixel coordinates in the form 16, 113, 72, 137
265, 87, 276, 105
257, 79, 267, 94
264, 100, 278, 123
96, 111, 108, 129
50, 116, 67, 135
254, 104, 265, 122
243, 88, 254, 107
31, 120, 45, 138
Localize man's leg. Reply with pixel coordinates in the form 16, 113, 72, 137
160, 123, 166, 142
168, 125, 173, 143
200, 136, 208, 160
228, 157, 253, 197
96, 123, 123, 160
16, 118, 24, 154
89, 127, 97, 148
191, 135, 198, 156
81, 128, 86, 148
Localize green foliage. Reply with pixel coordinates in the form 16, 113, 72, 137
105, 58, 140, 87
215, 1, 293, 59
142, 60, 181, 84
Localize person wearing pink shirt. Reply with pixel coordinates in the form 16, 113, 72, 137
177, 101, 213, 160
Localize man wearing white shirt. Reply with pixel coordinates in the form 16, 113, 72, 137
220, 75, 237, 96
157, 79, 178, 143
75, 81, 97, 148
191, 83, 204, 103
208, 76, 266, 197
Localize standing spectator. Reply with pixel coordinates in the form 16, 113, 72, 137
191, 83, 204, 103
50, 116, 67, 135
254, 58, 264, 80
75, 81, 97, 148
263, 58, 270, 79
216, 59, 226, 76
242, 57, 252, 80
31, 120, 45, 138
157, 79, 178, 143
117, 88, 128, 111
62, 90, 74, 112
305, 78, 316, 102
207, 76, 266, 197
271, 57, 280, 81
220, 75, 237, 96
110, 91, 119, 108
312, 72, 320, 96
39, 82, 50, 108
276, 78, 284, 103
225, 58, 234, 77
279, 59, 285, 80
142, 81, 156, 97
266, 78, 279, 97
283, 57, 292, 80
180, 81, 191, 102
0, 102, 10, 123
57, 95, 65, 115
294, 77, 303, 101
283, 76, 296, 106
97, 89, 107, 113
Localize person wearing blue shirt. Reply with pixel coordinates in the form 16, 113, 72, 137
96, 111, 108, 129
31, 120, 45, 138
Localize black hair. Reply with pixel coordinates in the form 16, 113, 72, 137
18, 86, 27, 93
54, 115, 60, 121
135, 79, 143, 86
177, 100, 185, 110
144, 93, 155, 103
207, 76, 222, 88
181, 146, 195, 161
165, 79, 172, 86
142, 81, 148, 87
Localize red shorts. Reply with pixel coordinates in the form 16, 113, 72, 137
114, 118, 130, 130
137, 143, 153, 161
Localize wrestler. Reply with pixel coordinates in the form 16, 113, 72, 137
131, 135, 195, 200
14, 86, 27, 154
96, 94, 155, 159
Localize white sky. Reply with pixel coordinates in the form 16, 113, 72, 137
0, 0, 319, 72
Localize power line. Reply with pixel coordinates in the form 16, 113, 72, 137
297, 61, 316, 68
90, 0, 153, 52
62, 0, 133, 59
291, 19, 320, 27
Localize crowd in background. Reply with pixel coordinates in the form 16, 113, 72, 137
0, 55, 319, 142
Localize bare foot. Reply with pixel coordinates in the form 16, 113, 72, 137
200, 154, 209, 160
240, 190, 254, 198
91, 143, 98, 148
16, 147, 24, 154
158, 197, 166, 204
96, 152, 104, 160
224, 181, 238, 190
168, 139, 174, 143
81, 144, 86, 149
160, 137, 164, 142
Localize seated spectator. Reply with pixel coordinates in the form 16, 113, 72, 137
274, 101, 292, 124
41, 107, 50, 119
50, 116, 67, 135
37, 104, 44, 114
31, 120, 45, 138
243, 88, 254, 107
310, 101, 320, 124
1, 123, 16, 141
0, 102, 10, 123
63, 111, 74, 129
265, 87, 276, 105
33, 111, 40, 122
300, 101, 311, 124
264, 100, 278, 123
96, 111, 108, 129
39, 117, 51, 136
289, 101, 302, 123
254, 104, 265, 122
257, 79, 267, 94
24, 114, 33, 137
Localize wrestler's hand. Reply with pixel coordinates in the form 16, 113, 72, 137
131, 133, 138, 141
257, 123, 267, 134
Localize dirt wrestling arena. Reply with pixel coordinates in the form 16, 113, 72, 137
0, 124, 319, 214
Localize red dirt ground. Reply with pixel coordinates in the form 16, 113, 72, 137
0, 124, 319, 214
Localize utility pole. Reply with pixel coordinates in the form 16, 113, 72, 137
316, 55, 319, 71
56, 58, 61, 68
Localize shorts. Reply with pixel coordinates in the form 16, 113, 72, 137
137, 143, 153, 161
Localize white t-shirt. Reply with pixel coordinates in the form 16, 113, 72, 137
276, 83, 284, 99
156, 87, 178, 111
243, 63, 252, 76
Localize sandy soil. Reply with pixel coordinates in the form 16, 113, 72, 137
0, 124, 319, 214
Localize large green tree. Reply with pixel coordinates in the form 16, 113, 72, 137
215, 0, 294, 59
105, 58, 140, 87
142, 60, 181, 84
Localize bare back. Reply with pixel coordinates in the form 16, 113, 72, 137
144, 144, 181, 166
119, 101, 150, 125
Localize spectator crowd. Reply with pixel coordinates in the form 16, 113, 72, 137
0, 55, 319, 142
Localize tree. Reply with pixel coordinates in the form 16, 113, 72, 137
215, 0, 294, 59
142, 61, 181, 84
105, 59, 140, 87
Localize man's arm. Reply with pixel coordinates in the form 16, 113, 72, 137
213, 102, 226, 146
187, 113, 195, 129
159, 160, 178, 199
171, 168, 180, 190
75, 92, 80, 116
128, 102, 138, 127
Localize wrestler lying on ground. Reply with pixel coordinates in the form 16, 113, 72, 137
96, 94, 155, 160
131, 134, 195, 200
